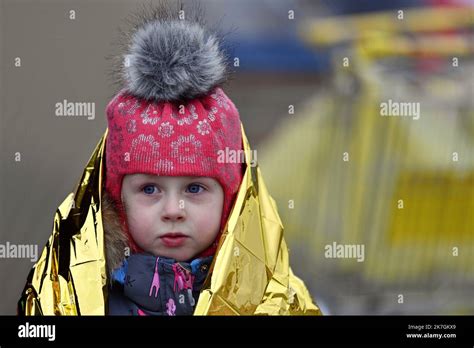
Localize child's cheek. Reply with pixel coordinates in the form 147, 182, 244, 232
195, 207, 221, 240
127, 207, 151, 242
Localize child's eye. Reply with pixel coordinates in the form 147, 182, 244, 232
187, 183, 204, 194
142, 184, 158, 195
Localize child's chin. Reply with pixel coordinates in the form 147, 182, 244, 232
149, 248, 193, 262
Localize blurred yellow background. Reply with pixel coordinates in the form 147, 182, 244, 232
259, 5, 474, 314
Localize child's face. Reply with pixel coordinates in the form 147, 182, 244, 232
121, 174, 224, 261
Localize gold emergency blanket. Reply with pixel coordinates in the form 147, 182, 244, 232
18, 126, 321, 315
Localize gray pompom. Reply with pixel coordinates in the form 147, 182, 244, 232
122, 7, 228, 102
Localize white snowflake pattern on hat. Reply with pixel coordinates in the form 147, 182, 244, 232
197, 119, 211, 136
118, 99, 141, 116
172, 104, 199, 126
141, 104, 161, 125
158, 121, 174, 137
171, 135, 202, 164
131, 134, 160, 163
207, 107, 218, 122
126, 119, 137, 133
211, 89, 230, 111
155, 159, 174, 173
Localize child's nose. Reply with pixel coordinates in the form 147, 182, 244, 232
161, 195, 186, 222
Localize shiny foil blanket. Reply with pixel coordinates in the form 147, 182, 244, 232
17, 126, 321, 315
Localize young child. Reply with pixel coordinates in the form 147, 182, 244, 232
18, 4, 321, 316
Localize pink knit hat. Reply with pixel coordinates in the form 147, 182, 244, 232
104, 5, 243, 257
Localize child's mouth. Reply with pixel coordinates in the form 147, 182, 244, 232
160, 232, 188, 247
